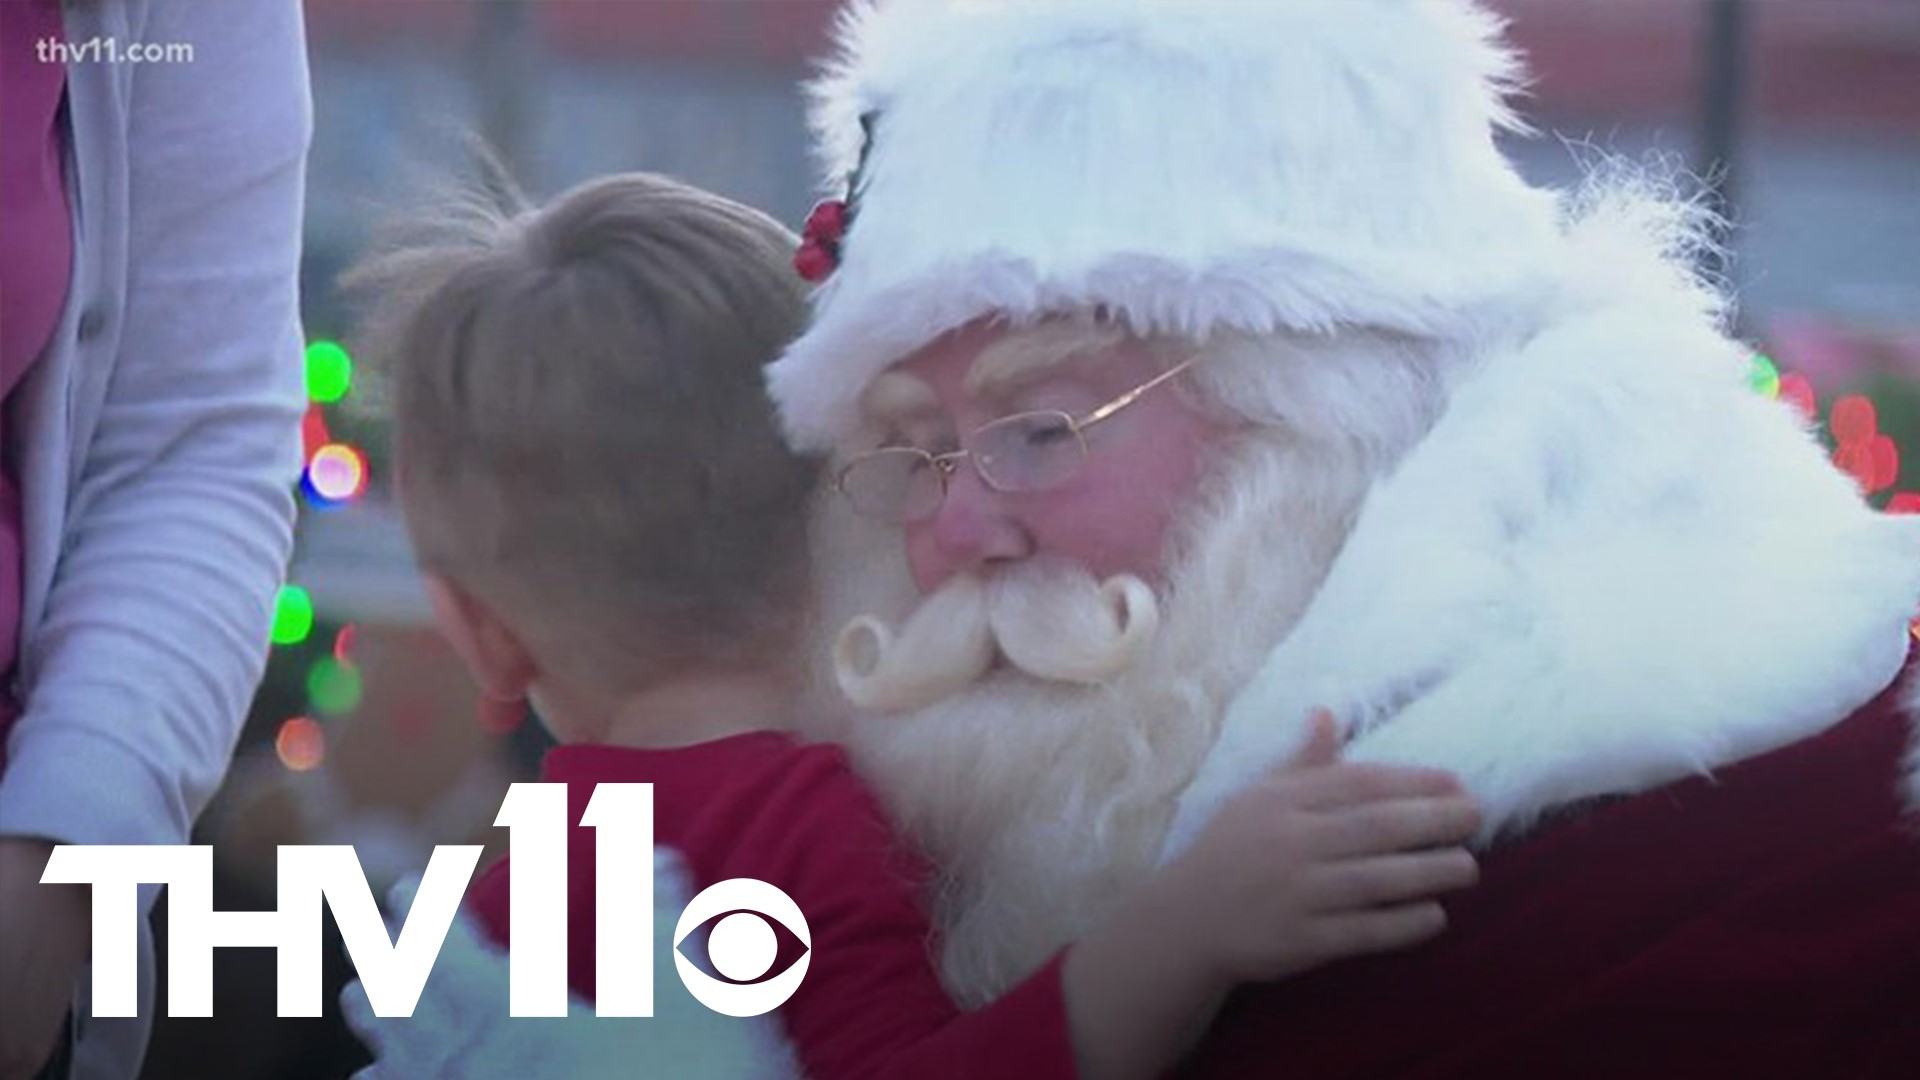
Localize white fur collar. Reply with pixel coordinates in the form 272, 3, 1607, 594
1164, 295, 1920, 857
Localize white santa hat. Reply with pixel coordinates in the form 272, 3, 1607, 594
768, 0, 1565, 450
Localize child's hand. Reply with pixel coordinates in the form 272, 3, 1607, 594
1061, 712, 1478, 1080
1157, 709, 1480, 985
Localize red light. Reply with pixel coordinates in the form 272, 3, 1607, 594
1829, 395, 1877, 444
275, 717, 326, 772
1833, 442, 1875, 493
1777, 374, 1816, 421
1868, 434, 1900, 493
301, 405, 332, 461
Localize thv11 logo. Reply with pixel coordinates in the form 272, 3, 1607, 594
43, 783, 810, 1019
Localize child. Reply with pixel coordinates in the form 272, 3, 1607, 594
347, 170, 1480, 1080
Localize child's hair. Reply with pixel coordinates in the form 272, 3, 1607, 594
345, 167, 822, 692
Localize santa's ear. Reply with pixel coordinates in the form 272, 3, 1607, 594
423, 573, 537, 703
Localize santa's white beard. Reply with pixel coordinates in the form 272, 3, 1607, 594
803, 434, 1374, 1004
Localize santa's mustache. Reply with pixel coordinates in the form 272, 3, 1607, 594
832, 560, 1162, 712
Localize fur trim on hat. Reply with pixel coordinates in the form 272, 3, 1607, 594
770, 0, 1563, 449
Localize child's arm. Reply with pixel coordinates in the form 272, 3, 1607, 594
1062, 712, 1480, 1080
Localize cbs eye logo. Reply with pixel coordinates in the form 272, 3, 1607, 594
673, 878, 813, 1016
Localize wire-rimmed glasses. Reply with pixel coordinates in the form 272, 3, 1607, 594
835, 354, 1203, 523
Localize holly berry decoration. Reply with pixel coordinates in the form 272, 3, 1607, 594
795, 199, 849, 283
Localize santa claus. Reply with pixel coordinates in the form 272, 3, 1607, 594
348, 2, 1920, 1076
766, 0, 1920, 1073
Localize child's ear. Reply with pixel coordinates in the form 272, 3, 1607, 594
423, 573, 537, 703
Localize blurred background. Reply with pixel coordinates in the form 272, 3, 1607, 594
143, 2, 1920, 1076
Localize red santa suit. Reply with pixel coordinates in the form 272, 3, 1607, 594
1185, 663, 1920, 1079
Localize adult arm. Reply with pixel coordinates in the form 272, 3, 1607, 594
0, 1, 309, 1072
0, 0, 308, 860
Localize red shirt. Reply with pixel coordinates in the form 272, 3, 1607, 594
0, 0, 72, 752
467, 731, 1077, 1080
1181, 662, 1920, 1080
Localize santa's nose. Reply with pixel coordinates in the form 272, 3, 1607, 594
922, 466, 1034, 584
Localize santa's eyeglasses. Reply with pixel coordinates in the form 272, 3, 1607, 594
835, 354, 1204, 524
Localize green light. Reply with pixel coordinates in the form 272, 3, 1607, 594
306, 340, 353, 404
306, 657, 364, 716
1748, 352, 1779, 398
272, 585, 313, 646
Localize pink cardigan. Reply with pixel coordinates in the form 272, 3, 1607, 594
0, 0, 72, 750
